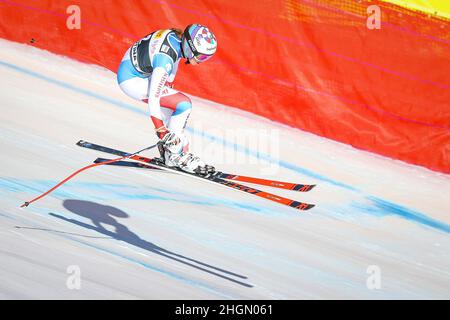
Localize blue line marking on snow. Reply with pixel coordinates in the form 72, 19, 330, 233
0, 60, 146, 116
348, 197, 450, 234
367, 196, 450, 234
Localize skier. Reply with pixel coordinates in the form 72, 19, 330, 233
117, 24, 217, 175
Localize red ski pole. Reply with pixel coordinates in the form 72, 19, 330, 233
20, 143, 157, 208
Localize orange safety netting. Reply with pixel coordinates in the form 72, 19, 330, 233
1, 0, 449, 173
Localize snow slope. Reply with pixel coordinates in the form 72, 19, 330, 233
0, 39, 449, 299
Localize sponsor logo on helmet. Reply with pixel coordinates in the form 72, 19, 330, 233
197, 28, 216, 44
195, 34, 202, 46
187, 39, 196, 52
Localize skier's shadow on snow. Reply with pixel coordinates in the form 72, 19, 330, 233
49, 199, 252, 288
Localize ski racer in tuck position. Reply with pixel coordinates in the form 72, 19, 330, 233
117, 24, 217, 175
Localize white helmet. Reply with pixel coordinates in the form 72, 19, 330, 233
181, 24, 217, 63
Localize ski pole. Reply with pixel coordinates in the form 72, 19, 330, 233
20, 142, 158, 208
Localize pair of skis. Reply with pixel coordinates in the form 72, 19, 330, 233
77, 140, 316, 211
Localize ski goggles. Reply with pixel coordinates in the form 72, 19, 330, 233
193, 52, 213, 63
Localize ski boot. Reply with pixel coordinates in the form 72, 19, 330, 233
158, 132, 215, 176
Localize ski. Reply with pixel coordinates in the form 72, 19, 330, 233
93, 157, 315, 192
77, 140, 315, 211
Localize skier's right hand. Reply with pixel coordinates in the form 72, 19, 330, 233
156, 126, 181, 146
155, 126, 169, 140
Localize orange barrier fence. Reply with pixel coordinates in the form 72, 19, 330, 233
1, 0, 449, 173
